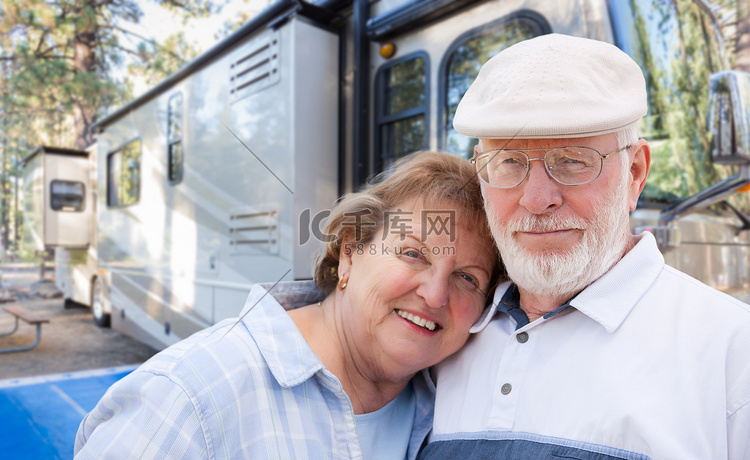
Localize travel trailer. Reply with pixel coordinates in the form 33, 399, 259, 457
21, 146, 93, 252
20, 146, 101, 315
32, 0, 749, 349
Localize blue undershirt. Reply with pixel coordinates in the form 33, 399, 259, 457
355, 381, 416, 460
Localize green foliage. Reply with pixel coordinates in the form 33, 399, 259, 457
1, 0, 216, 148
213, 0, 272, 41
127, 31, 199, 88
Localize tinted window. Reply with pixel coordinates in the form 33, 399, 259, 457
376, 53, 429, 170
107, 139, 141, 207
50, 180, 85, 211
443, 16, 547, 157
167, 93, 184, 184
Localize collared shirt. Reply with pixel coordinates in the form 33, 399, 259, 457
422, 232, 750, 459
75, 282, 435, 459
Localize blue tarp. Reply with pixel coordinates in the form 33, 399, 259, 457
0, 365, 139, 460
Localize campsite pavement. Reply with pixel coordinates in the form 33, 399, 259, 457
0, 264, 157, 380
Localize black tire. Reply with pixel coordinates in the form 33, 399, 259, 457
91, 277, 111, 328
63, 298, 84, 309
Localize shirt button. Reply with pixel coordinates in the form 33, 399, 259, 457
501, 383, 512, 395
516, 332, 529, 343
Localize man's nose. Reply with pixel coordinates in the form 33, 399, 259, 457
518, 159, 563, 214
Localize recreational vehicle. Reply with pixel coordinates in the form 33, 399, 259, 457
38, 0, 749, 350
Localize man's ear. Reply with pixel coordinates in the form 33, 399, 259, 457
627, 139, 651, 210
474, 140, 482, 158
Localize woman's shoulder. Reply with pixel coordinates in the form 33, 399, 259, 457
132, 318, 263, 387
137, 287, 323, 393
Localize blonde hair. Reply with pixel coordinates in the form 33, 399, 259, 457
314, 151, 502, 295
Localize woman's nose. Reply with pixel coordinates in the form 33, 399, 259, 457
416, 273, 449, 309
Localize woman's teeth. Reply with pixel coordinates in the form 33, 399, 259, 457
396, 310, 437, 331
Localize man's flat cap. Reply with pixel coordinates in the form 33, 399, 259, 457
453, 33, 648, 139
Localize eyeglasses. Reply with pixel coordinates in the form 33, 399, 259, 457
471, 145, 631, 188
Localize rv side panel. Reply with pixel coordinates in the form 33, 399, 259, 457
96, 17, 339, 348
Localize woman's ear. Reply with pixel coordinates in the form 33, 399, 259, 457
337, 233, 353, 281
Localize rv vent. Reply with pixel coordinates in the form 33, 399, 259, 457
229, 30, 281, 103
229, 205, 280, 254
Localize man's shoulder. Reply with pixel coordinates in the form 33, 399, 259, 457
631, 232, 750, 315
658, 263, 750, 316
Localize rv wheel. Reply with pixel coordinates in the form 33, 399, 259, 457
91, 277, 111, 328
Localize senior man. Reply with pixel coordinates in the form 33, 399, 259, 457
420, 34, 750, 459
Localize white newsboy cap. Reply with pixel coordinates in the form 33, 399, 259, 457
453, 33, 647, 139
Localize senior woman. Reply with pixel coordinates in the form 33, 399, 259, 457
74, 151, 502, 459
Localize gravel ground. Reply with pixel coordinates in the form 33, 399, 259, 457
0, 264, 158, 380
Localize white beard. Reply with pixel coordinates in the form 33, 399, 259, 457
488, 175, 631, 299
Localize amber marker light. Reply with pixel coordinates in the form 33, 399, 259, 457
738, 183, 750, 193
380, 43, 396, 59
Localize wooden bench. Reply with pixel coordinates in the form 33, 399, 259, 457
0, 305, 50, 353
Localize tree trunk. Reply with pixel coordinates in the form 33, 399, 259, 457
1, 115, 8, 251
73, 0, 98, 150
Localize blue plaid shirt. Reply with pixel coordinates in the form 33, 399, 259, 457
75, 282, 435, 459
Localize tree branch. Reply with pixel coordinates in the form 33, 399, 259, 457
101, 23, 159, 47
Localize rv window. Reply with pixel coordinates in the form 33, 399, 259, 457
50, 180, 85, 212
442, 16, 547, 158
375, 52, 429, 170
167, 93, 184, 184
107, 139, 141, 207
169, 142, 183, 183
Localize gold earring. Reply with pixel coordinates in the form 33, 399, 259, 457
338, 277, 348, 291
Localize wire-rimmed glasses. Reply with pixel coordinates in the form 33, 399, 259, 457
471, 145, 631, 188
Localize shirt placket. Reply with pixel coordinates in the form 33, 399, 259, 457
487, 320, 540, 430
316, 371, 363, 459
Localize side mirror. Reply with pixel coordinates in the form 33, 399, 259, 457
707, 71, 750, 165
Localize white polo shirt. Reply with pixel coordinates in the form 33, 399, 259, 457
424, 232, 750, 459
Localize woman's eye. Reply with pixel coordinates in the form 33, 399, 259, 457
403, 249, 421, 259
459, 272, 478, 287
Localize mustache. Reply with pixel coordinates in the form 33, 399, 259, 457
508, 214, 588, 233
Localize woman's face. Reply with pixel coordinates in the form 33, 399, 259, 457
338, 198, 496, 382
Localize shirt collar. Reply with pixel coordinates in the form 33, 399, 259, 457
241, 281, 437, 442
470, 281, 512, 332
471, 232, 664, 333
571, 231, 663, 333
239, 282, 326, 387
